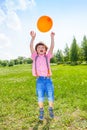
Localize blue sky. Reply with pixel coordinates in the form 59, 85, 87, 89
0, 0, 87, 60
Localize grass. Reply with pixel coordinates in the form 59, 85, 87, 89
0, 64, 87, 130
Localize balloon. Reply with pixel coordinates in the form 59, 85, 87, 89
37, 15, 53, 32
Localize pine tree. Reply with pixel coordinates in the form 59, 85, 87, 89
70, 37, 79, 65
56, 49, 64, 64
81, 36, 87, 62
64, 43, 69, 62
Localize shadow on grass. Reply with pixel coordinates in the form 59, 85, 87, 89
32, 120, 43, 130
42, 117, 51, 130
32, 117, 52, 130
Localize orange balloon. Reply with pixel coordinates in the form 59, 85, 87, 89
37, 15, 53, 32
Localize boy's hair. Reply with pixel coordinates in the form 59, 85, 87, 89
35, 42, 48, 51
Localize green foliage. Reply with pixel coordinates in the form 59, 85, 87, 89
64, 43, 70, 62
81, 36, 87, 61
70, 37, 79, 64
1, 60, 9, 67
25, 58, 32, 64
0, 64, 87, 129
0, 35, 87, 67
8, 60, 14, 67
0, 57, 33, 67
56, 49, 64, 63
50, 54, 57, 63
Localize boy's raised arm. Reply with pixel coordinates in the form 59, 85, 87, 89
49, 32, 55, 54
30, 31, 36, 54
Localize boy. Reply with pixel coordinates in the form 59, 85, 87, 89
30, 30, 55, 120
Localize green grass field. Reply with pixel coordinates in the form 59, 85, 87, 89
0, 64, 87, 130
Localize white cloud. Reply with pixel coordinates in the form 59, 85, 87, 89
0, 0, 36, 31
5, 0, 25, 11
0, 8, 6, 24
5, 0, 36, 11
0, 33, 11, 49
28, 0, 36, 8
0, 7, 22, 31
6, 11, 22, 31
18, 0, 36, 10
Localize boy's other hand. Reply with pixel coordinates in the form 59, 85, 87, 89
51, 32, 55, 37
30, 31, 36, 39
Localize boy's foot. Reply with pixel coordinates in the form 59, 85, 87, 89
39, 108, 44, 121
49, 107, 54, 119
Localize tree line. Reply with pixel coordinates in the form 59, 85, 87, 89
0, 57, 32, 67
0, 35, 87, 67
54, 35, 87, 65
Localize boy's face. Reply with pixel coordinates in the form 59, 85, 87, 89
36, 45, 46, 55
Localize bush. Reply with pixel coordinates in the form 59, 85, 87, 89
70, 61, 78, 66
1, 60, 8, 67
8, 61, 14, 67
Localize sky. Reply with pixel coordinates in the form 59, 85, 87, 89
0, 0, 87, 60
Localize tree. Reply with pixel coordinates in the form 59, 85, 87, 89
8, 60, 14, 67
81, 36, 87, 62
50, 54, 57, 63
56, 49, 64, 64
14, 59, 19, 65
0, 60, 2, 66
1, 60, 8, 67
70, 37, 79, 65
25, 58, 32, 64
78, 46, 84, 63
17, 56, 25, 64
63, 43, 70, 62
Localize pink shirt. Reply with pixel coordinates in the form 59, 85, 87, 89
31, 51, 53, 77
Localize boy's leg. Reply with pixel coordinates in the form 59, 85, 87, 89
49, 101, 54, 108
38, 101, 44, 121
36, 77, 45, 120
48, 102, 54, 118
46, 78, 54, 118
38, 102, 44, 108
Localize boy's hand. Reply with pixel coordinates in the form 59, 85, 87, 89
30, 31, 36, 53
51, 32, 55, 38
30, 31, 36, 39
49, 32, 55, 54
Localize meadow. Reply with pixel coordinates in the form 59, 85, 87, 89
0, 64, 87, 130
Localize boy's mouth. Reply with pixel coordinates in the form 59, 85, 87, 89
40, 50, 43, 52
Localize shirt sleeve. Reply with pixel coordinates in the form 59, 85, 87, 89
31, 51, 37, 60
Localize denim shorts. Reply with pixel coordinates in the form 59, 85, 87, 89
36, 76, 54, 102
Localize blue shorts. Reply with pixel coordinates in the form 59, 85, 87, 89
36, 76, 54, 102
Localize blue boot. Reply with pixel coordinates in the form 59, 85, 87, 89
49, 107, 54, 119
39, 108, 44, 121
